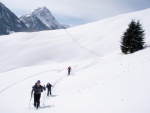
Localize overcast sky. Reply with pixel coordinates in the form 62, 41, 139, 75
1, 0, 150, 25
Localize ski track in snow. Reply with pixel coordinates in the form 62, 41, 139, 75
64, 29, 103, 57
0, 27, 131, 103
0, 57, 100, 95
0, 29, 103, 95
72, 58, 100, 73
0, 69, 58, 94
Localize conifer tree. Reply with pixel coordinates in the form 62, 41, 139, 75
121, 20, 145, 54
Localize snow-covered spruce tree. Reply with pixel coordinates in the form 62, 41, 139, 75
121, 20, 145, 54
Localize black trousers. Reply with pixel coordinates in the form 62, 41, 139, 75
68, 70, 71, 75
34, 93, 41, 107
47, 89, 51, 96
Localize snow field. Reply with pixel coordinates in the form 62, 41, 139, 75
0, 8, 150, 113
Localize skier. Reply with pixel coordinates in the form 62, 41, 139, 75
67, 66, 71, 75
46, 82, 53, 96
31, 80, 46, 109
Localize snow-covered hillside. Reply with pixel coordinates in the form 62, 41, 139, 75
0, 8, 150, 113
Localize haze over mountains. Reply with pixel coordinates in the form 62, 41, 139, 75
0, 2, 67, 35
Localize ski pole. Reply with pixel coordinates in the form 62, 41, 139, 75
43, 90, 46, 106
28, 96, 32, 109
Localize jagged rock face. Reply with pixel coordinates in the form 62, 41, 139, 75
32, 7, 64, 29
20, 7, 66, 32
20, 14, 50, 32
0, 2, 28, 35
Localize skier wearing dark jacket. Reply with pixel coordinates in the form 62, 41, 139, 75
46, 83, 52, 96
31, 80, 45, 109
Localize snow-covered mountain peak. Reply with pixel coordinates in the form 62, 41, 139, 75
31, 6, 63, 29
33, 6, 50, 13
33, 7, 54, 19
20, 6, 66, 31
32, 7, 52, 17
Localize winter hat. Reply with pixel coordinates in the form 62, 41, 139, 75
37, 80, 40, 83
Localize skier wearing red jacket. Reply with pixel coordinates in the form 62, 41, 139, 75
67, 66, 71, 75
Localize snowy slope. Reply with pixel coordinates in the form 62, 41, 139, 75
0, 8, 150, 113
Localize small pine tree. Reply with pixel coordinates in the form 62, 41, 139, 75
121, 20, 145, 54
